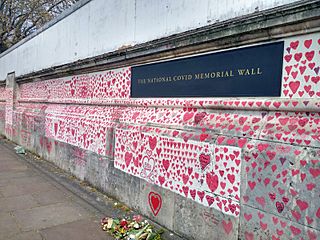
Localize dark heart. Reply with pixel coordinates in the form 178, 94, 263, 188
276, 201, 284, 213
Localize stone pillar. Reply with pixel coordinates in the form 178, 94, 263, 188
5, 72, 17, 140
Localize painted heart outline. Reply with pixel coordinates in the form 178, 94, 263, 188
148, 191, 162, 216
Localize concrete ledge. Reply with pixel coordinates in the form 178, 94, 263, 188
17, 98, 320, 113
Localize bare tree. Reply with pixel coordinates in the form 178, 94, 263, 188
0, 0, 79, 53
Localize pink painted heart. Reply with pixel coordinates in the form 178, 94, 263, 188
227, 174, 235, 184
183, 112, 194, 122
199, 153, 211, 170
148, 136, 157, 150
290, 41, 299, 49
194, 112, 207, 124
307, 183, 316, 191
305, 51, 315, 61
190, 189, 196, 199
269, 192, 276, 201
243, 196, 249, 203
206, 172, 219, 193
282, 196, 289, 204
172, 131, 179, 137
260, 221, 268, 230
311, 76, 320, 84
299, 66, 306, 75
238, 139, 247, 148
199, 133, 209, 142
244, 213, 252, 222
222, 220, 233, 235
54, 123, 58, 135
307, 230, 317, 240
257, 143, 269, 152
309, 168, 320, 178
290, 225, 301, 236
162, 159, 170, 171
285, 65, 292, 75
279, 117, 289, 125
291, 210, 301, 221
133, 156, 139, 167
294, 53, 302, 62
316, 207, 320, 218
197, 191, 205, 201
266, 151, 276, 160
304, 39, 312, 48
156, 148, 162, 156
284, 55, 292, 63
182, 186, 189, 197
296, 199, 309, 211
182, 174, 189, 185
206, 195, 215, 206
245, 232, 254, 240
158, 176, 165, 185
289, 81, 300, 94
256, 196, 266, 208
291, 71, 298, 79
248, 181, 256, 190
258, 211, 264, 219
124, 152, 133, 167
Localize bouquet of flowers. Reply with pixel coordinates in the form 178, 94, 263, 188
101, 215, 163, 240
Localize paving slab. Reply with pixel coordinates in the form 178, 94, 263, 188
0, 162, 28, 172
41, 218, 112, 240
0, 212, 21, 239
7, 231, 43, 240
0, 169, 38, 180
32, 189, 70, 206
13, 202, 92, 231
0, 194, 39, 212
0, 178, 10, 187
0, 181, 54, 197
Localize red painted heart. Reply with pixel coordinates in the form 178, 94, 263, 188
276, 201, 284, 213
290, 41, 299, 49
289, 81, 300, 94
148, 136, 157, 150
148, 192, 162, 216
206, 172, 219, 193
162, 159, 170, 171
199, 153, 211, 170
194, 112, 207, 124
309, 168, 320, 178
296, 199, 309, 211
304, 39, 312, 48
124, 152, 133, 167
222, 220, 233, 235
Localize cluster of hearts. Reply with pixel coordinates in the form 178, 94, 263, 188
115, 129, 242, 217
281, 33, 320, 98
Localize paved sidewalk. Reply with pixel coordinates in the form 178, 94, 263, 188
0, 140, 111, 240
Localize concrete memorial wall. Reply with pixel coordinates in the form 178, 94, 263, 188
0, 31, 319, 239
0, 0, 320, 238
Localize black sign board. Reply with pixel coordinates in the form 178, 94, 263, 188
131, 42, 284, 97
